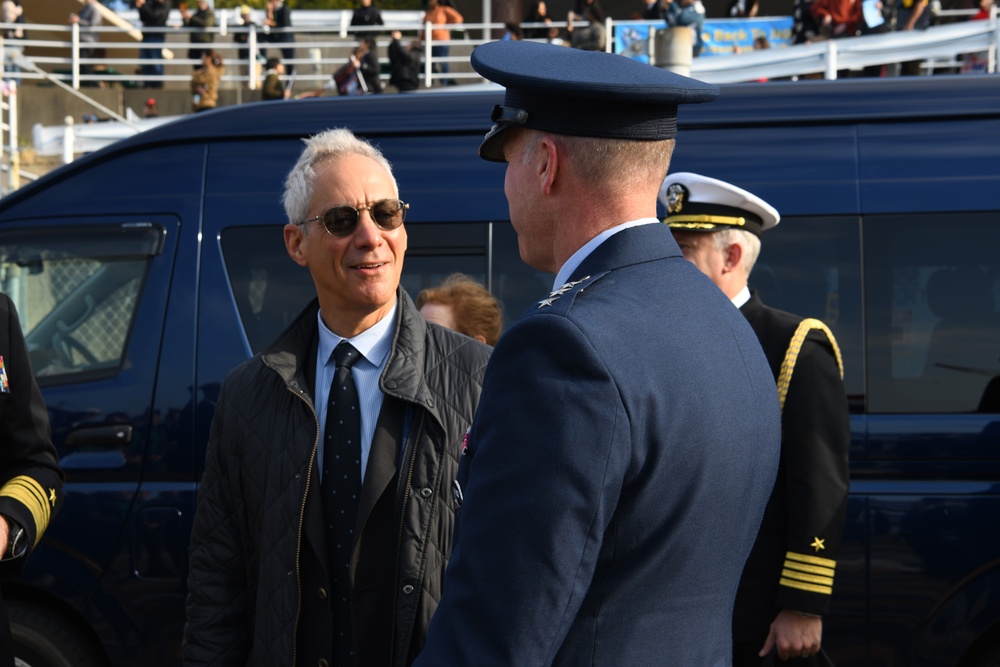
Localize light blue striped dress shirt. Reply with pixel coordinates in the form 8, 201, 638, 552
314, 302, 397, 483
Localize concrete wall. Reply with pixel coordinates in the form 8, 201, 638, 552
16, 85, 261, 147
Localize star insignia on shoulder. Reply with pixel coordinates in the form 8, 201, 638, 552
538, 276, 592, 308
810, 537, 825, 552
49, 488, 57, 506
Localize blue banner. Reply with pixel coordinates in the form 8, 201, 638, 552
701, 17, 794, 55
615, 17, 794, 61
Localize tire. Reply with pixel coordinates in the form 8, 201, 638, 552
8, 602, 101, 667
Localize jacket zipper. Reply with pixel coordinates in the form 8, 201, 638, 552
388, 409, 426, 667
289, 385, 319, 667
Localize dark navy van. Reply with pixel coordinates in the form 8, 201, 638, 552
0, 74, 998, 667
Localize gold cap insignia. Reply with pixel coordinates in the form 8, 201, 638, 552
665, 183, 688, 214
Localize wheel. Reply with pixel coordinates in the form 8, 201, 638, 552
8, 602, 102, 667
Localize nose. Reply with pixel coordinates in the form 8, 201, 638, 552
351, 208, 384, 248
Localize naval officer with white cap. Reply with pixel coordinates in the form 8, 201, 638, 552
663, 172, 850, 667
414, 42, 781, 667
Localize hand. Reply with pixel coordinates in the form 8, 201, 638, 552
0, 516, 9, 560
759, 610, 822, 661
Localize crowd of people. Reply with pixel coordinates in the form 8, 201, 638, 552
21, 0, 991, 105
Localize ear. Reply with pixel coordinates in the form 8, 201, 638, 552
284, 223, 309, 267
473, 334, 487, 344
537, 135, 559, 196
722, 241, 743, 274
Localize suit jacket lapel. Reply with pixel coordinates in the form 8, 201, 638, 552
353, 396, 406, 543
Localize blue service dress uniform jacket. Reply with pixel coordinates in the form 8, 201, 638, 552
415, 223, 782, 667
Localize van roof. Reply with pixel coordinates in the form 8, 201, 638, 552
6, 75, 1000, 208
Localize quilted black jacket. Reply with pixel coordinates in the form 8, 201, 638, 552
183, 289, 490, 666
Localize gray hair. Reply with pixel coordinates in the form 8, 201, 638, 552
282, 128, 397, 225
711, 227, 762, 275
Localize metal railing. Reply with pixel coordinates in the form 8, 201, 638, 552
1, 10, 997, 93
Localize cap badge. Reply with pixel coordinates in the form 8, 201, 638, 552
665, 183, 688, 214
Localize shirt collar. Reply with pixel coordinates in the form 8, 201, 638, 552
731, 285, 751, 309
553, 218, 659, 290
316, 300, 398, 369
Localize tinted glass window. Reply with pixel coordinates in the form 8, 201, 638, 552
865, 213, 1000, 414
491, 222, 554, 326
221, 221, 550, 353
0, 226, 162, 385
749, 217, 863, 401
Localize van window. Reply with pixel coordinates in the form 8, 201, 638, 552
0, 225, 163, 385
750, 216, 863, 402
221, 222, 554, 352
865, 213, 1000, 414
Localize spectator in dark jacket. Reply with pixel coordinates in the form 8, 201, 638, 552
357, 35, 383, 94
135, 0, 169, 87
235, 4, 262, 77
181, 0, 215, 69
388, 31, 421, 91
265, 0, 295, 75
350, 0, 385, 32
183, 128, 490, 667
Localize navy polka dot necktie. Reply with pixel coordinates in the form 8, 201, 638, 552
323, 341, 362, 667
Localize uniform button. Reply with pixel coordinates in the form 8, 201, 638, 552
385, 379, 397, 389
402, 584, 414, 595
318, 587, 327, 600
426, 398, 435, 408
420, 487, 433, 499
319, 660, 329, 667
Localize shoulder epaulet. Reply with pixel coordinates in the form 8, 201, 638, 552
776, 318, 843, 414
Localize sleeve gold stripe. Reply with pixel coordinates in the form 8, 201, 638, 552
1, 476, 51, 545
777, 319, 844, 414
781, 568, 835, 586
783, 560, 835, 577
786, 551, 837, 568
780, 577, 833, 595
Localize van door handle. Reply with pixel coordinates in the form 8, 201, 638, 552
65, 425, 133, 448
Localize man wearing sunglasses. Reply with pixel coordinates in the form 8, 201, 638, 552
184, 128, 491, 667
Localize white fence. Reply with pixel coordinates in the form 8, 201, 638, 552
0, 9, 997, 93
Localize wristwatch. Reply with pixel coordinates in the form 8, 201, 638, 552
3, 518, 25, 560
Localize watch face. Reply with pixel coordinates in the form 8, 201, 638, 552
7, 525, 25, 559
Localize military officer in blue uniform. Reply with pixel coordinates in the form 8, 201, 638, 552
413, 41, 781, 667
662, 172, 850, 666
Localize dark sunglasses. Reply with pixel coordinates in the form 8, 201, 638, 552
297, 199, 409, 237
